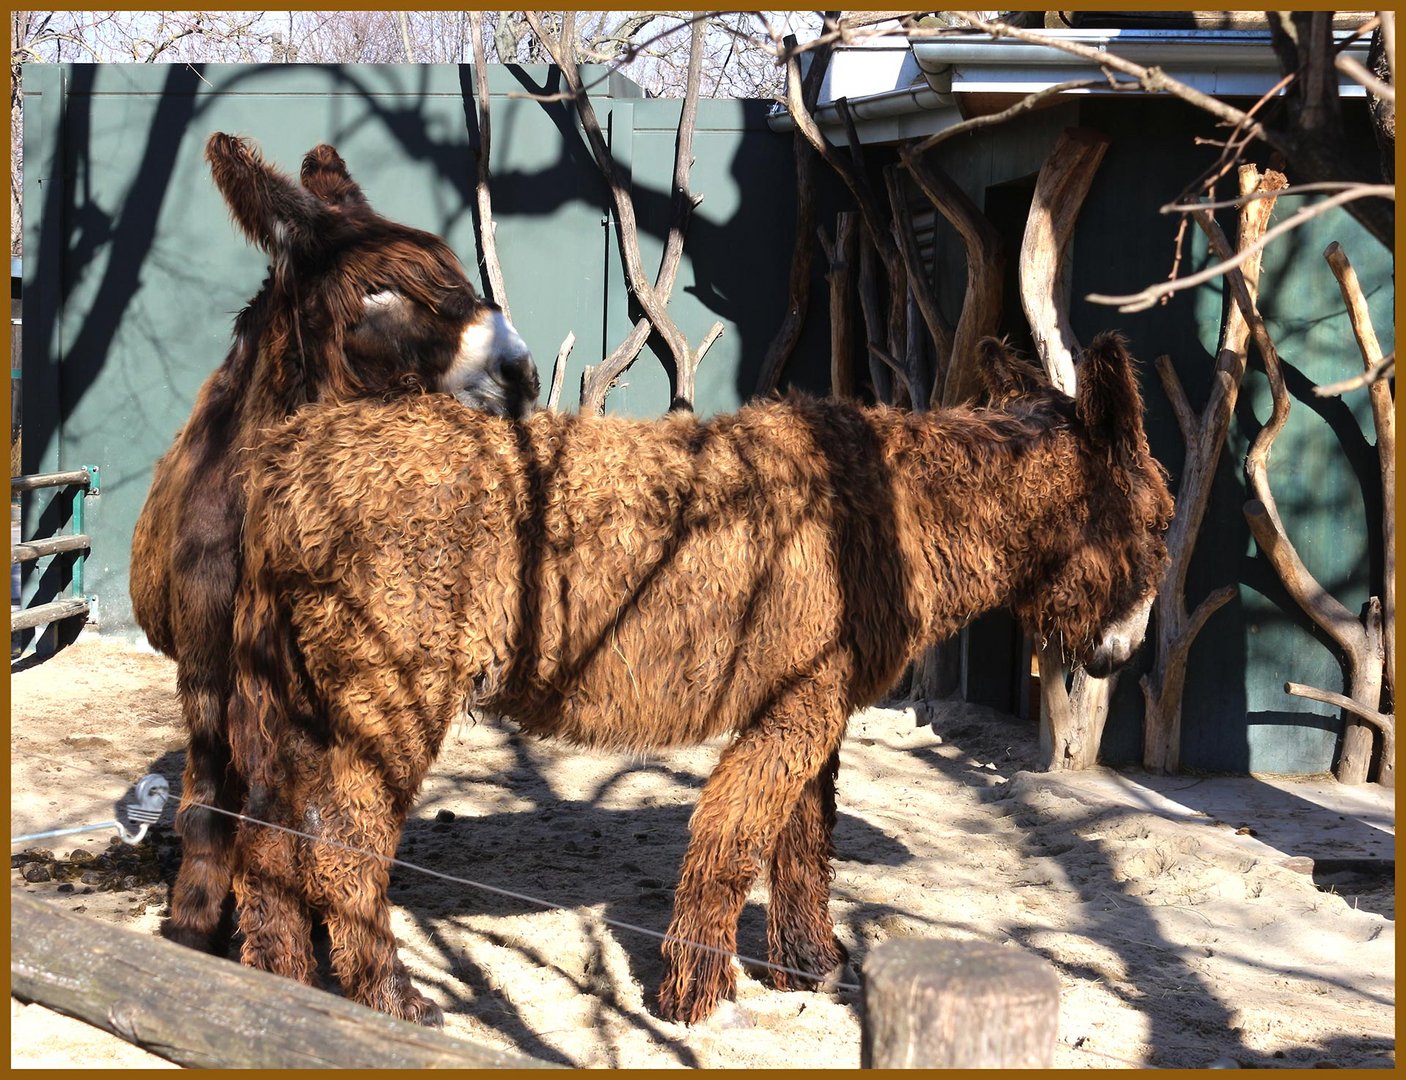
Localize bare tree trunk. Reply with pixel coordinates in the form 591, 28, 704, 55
1204, 219, 1392, 784
1019, 127, 1110, 394
885, 164, 951, 397
757, 30, 833, 396
818, 213, 859, 398
782, 49, 940, 408
1247, 497, 1390, 784
547, 331, 574, 411
468, 11, 510, 322
1267, 11, 1395, 248
1019, 127, 1114, 769
1324, 241, 1395, 704
1038, 641, 1113, 770
1141, 165, 1285, 775
568, 17, 705, 414
902, 152, 1006, 406
884, 246, 914, 409
856, 234, 894, 404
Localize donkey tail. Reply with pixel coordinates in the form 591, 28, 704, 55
228, 514, 311, 811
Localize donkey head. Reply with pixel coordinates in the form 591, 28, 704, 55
985, 333, 1174, 677
206, 132, 538, 418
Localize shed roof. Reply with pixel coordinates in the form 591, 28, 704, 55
768, 28, 1374, 144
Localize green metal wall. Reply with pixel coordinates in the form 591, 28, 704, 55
19, 63, 835, 642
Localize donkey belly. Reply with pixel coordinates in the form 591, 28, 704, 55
502, 520, 856, 753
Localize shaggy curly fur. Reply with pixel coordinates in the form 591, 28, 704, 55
228, 333, 1172, 1026
128, 132, 538, 959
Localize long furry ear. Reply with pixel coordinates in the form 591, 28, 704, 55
300, 143, 368, 209
1075, 331, 1146, 450
977, 337, 1056, 405
205, 132, 333, 260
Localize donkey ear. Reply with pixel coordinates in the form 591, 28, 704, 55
977, 337, 1056, 404
205, 132, 333, 260
300, 143, 368, 209
1075, 332, 1145, 448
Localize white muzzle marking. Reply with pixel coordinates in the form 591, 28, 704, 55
443, 310, 530, 394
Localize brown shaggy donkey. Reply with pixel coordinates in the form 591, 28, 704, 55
229, 333, 1172, 1026
129, 132, 539, 958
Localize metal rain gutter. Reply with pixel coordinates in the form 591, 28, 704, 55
766, 80, 959, 135
912, 28, 1371, 99
768, 34, 961, 138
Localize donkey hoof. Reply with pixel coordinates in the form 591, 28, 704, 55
366, 970, 444, 1027
657, 951, 736, 1025
403, 995, 444, 1028
771, 936, 849, 992
160, 918, 223, 955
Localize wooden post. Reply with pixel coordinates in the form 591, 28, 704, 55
10, 891, 555, 1069
861, 939, 1060, 1068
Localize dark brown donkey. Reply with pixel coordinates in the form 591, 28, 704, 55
130, 132, 538, 957
227, 333, 1171, 1026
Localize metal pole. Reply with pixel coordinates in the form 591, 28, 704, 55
71, 475, 84, 599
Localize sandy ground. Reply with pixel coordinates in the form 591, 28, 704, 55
9, 637, 1396, 1069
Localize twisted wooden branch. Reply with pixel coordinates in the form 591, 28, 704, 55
468, 11, 510, 322
526, 12, 696, 412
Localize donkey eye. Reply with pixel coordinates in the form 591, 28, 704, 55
363, 290, 400, 309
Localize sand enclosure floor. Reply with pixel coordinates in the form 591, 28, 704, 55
9, 638, 1396, 1068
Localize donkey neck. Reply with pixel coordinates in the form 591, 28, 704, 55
880, 402, 1084, 644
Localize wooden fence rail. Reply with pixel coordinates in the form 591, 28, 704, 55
10, 890, 554, 1069
9, 465, 97, 636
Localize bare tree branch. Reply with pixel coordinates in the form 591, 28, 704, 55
900, 152, 1005, 406
884, 164, 951, 389
1020, 127, 1111, 392
945, 11, 1284, 152
1324, 241, 1395, 701
1141, 165, 1285, 776
468, 11, 510, 322
1315, 351, 1395, 395
548, 331, 575, 412
1285, 682, 1394, 736
757, 26, 834, 395
1207, 201, 1391, 783
525, 11, 695, 411
1163, 180, 1386, 212
908, 77, 1127, 156
577, 12, 707, 415
1338, 51, 1396, 103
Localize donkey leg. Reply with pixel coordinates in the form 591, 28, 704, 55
163, 658, 242, 954
234, 810, 318, 986
658, 684, 847, 1024
309, 748, 441, 1027
766, 747, 849, 991
160, 532, 246, 955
